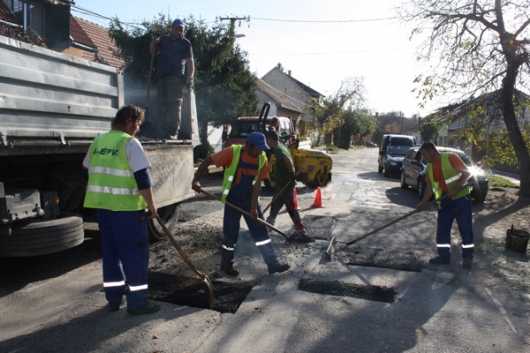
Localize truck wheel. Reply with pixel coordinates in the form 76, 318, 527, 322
148, 203, 180, 241
0, 212, 84, 258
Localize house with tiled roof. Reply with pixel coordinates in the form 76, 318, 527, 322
261, 63, 324, 114
256, 78, 303, 121
0, 1, 123, 70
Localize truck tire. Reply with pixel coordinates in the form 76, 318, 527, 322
148, 203, 180, 241
0, 212, 84, 258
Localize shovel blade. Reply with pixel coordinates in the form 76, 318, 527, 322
326, 236, 336, 261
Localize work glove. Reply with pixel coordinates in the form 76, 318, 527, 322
185, 76, 194, 90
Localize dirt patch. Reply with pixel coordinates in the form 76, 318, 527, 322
342, 246, 422, 272
298, 278, 396, 303
148, 272, 253, 313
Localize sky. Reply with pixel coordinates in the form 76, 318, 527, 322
72, 0, 445, 118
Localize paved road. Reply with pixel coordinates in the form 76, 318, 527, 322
1, 148, 528, 353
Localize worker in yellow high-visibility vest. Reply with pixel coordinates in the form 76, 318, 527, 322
83, 104, 160, 315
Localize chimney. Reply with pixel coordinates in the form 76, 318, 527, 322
277, 62, 283, 71
288, 70, 292, 76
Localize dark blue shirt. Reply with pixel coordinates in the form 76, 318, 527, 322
156, 35, 193, 77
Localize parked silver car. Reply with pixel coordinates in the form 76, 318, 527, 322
401, 146, 488, 202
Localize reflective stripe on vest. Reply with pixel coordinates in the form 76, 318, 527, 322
220, 145, 266, 204
84, 130, 148, 211
427, 152, 470, 209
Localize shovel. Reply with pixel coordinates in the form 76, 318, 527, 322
197, 188, 290, 240
326, 190, 463, 261
155, 214, 215, 309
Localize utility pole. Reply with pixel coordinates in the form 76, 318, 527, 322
218, 16, 250, 40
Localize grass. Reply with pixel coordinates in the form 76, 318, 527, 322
487, 175, 519, 188
325, 144, 340, 152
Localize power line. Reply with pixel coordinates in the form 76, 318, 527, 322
250, 16, 399, 23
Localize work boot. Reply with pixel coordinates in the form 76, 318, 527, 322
127, 301, 161, 315
220, 265, 240, 276
107, 297, 125, 312
268, 263, 290, 274
429, 256, 450, 265
462, 257, 473, 269
220, 248, 238, 276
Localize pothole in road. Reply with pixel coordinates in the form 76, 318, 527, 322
298, 278, 396, 303
341, 246, 423, 272
148, 271, 253, 313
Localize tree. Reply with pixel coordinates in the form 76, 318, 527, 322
305, 77, 365, 146
420, 119, 441, 143
400, 0, 530, 196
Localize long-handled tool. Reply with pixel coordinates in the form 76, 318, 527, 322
326, 190, 462, 261
262, 170, 303, 214
198, 188, 290, 240
145, 34, 157, 113
155, 214, 215, 309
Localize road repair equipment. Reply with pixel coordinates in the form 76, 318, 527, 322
155, 214, 215, 309
198, 188, 290, 240
326, 191, 458, 261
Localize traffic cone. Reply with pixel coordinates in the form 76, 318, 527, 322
311, 187, 323, 208
293, 188, 301, 210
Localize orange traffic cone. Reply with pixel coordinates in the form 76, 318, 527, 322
293, 188, 301, 210
311, 187, 323, 208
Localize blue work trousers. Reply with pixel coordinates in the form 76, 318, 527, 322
223, 179, 280, 269
436, 194, 474, 260
97, 209, 149, 310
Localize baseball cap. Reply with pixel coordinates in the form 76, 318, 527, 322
172, 19, 185, 28
247, 132, 270, 151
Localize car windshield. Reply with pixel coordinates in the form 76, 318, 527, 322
387, 145, 410, 156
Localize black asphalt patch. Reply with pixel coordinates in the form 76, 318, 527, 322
148, 271, 253, 313
341, 246, 422, 272
298, 278, 396, 303
302, 215, 336, 240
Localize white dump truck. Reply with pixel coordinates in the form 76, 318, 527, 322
0, 35, 198, 257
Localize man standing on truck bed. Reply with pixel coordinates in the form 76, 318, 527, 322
83, 105, 161, 316
149, 19, 194, 139
192, 132, 290, 276
265, 130, 314, 243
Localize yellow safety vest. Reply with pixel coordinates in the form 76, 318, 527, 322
84, 130, 148, 211
221, 145, 266, 203
427, 152, 470, 209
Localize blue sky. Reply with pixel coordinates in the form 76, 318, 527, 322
72, 0, 443, 117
